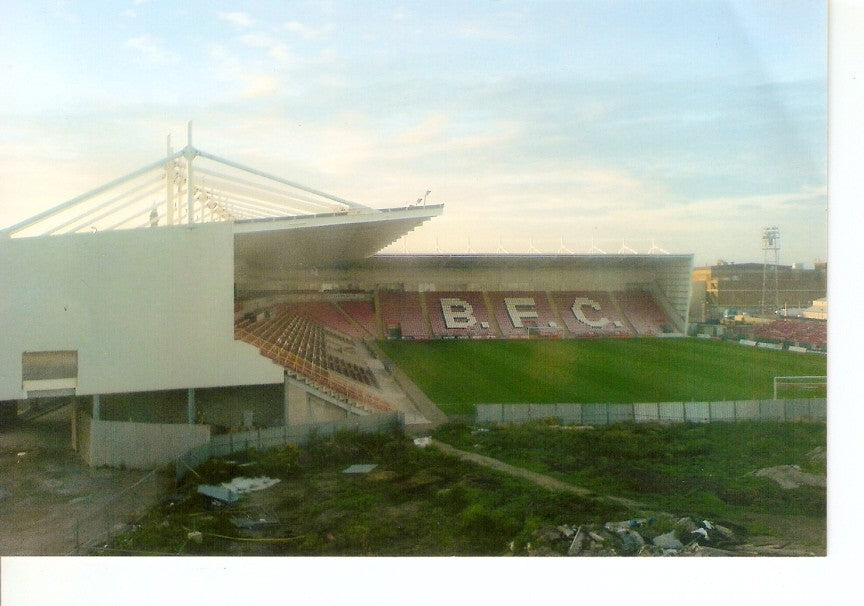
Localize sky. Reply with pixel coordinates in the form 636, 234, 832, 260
0, 0, 827, 266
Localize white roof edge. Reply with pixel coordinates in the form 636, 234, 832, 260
231, 204, 444, 234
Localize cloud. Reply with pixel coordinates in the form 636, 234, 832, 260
123, 35, 176, 65
283, 21, 334, 40
241, 74, 279, 99
218, 11, 254, 28
392, 114, 450, 147
236, 33, 295, 64
205, 43, 281, 99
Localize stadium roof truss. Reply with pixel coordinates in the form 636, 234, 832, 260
1, 127, 442, 267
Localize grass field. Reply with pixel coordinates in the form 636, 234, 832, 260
378, 338, 827, 415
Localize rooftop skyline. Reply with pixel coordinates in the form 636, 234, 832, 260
0, 1, 827, 266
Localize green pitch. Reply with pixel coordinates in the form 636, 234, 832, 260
378, 338, 827, 415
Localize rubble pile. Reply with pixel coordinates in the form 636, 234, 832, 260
524, 515, 746, 557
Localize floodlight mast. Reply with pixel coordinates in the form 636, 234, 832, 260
761, 226, 780, 316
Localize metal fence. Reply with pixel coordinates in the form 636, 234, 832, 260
69, 467, 167, 555
175, 412, 404, 482
68, 412, 402, 554
475, 399, 827, 426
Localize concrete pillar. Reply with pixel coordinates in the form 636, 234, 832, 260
284, 379, 309, 426
187, 388, 196, 424
71, 398, 78, 451
92, 394, 100, 420
284, 377, 351, 426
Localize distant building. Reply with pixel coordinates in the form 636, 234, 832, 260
690, 261, 827, 322
803, 297, 828, 321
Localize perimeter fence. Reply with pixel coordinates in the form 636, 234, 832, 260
174, 412, 403, 483
70, 412, 402, 555
475, 399, 826, 426
68, 467, 165, 555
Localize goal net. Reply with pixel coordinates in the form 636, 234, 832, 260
773, 375, 827, 400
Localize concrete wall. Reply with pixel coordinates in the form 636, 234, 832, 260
0, 223, 283, 401
476, 399, 827, 425
89, 418, 211, 468
75, 408, 93, 466
283, 380, 349, 426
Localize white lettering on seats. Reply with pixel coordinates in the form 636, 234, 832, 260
571, 297, 609, 328
440, 298, 477, 329
505, 297, 538, 328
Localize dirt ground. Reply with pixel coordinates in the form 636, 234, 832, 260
0, 405, 156, 555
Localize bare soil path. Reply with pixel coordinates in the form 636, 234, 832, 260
430, 439, 641, 510
430, 439, 825, 556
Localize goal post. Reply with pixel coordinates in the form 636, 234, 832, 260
773, 375, 827, 400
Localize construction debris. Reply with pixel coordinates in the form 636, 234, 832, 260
567, 526, 585, 556
526, 515, 743, 557
342, 464, 378, 474
197, 476, 280, 505
221, 476, 280, 494
653, 531, 683, 551
230, 513, 279, 530
197, 484, 239, 504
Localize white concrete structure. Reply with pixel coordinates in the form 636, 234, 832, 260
0, 134, 440, 406
0, 222, 284, 401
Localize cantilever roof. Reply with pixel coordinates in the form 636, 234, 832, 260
1, 139, 443, 266
234, 204, 443, 269
1, 141, 437, 239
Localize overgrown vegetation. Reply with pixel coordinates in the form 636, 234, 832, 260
433, 420, 827, 525
99, 418, 826, 556
98, 427, 630, 556
378, 338, 827, 415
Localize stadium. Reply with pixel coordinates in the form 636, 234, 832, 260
1, 132, 823, 470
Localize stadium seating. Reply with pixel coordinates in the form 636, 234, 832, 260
279, 301, 369, 339
486, 291, 560, 337
238, 288, 678, 345
336, 300, 379, 338
234, 306, 385, 411
615, 290, 673, 335
424, 291, 497, 338
552, 291, 632, 337
378, 291, 429, 339
752, 319, 827, 349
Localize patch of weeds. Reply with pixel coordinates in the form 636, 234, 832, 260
246, 444, 302, 478
432, 483, 473, 512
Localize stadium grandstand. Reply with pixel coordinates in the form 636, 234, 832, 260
689, 260, 827, 352
690, 261, 827, 322
0, 128, 694, 468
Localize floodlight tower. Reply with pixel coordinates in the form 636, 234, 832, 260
761, 226, 780, 316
